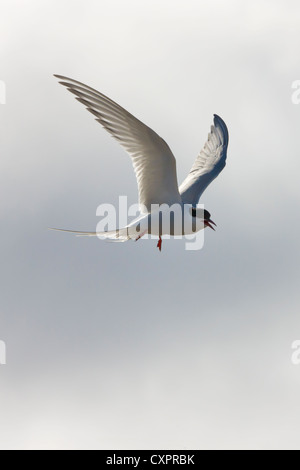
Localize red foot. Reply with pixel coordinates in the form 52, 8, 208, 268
157, 236, 162, 252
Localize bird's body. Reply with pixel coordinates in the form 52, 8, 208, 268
52, 75, 229, 251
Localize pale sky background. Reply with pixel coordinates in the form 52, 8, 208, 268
1, 0, 300, 450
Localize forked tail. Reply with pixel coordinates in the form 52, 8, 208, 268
49, 227, 132, 242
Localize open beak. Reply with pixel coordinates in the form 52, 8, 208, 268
204, 219, 217, 231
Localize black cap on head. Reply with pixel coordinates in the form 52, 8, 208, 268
204, 209, 211, 220
191, 208, 211, 219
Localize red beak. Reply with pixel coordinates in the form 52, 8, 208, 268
204, 219, 217, 231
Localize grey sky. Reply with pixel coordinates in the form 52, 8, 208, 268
1, 0, 300, 450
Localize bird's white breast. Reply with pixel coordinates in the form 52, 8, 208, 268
130, 204, 205, 237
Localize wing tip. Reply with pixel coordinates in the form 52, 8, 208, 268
53, 74, 81, 87
213, 114, 229, 146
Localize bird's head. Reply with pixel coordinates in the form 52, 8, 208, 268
190, 207, 216, 231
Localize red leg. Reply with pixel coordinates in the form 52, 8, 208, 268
135, 229, 147, 242
157, 236, 162, 252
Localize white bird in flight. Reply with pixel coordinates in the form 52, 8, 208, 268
52, 75, 229, 251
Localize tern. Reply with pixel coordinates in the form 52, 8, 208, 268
52, 75, 229, 251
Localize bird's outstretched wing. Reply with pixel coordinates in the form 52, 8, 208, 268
179, 114, 229, 206
54, 75, 181, 212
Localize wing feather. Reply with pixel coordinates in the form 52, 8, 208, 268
54, 75, 181, 212
179, 114, 229, 206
